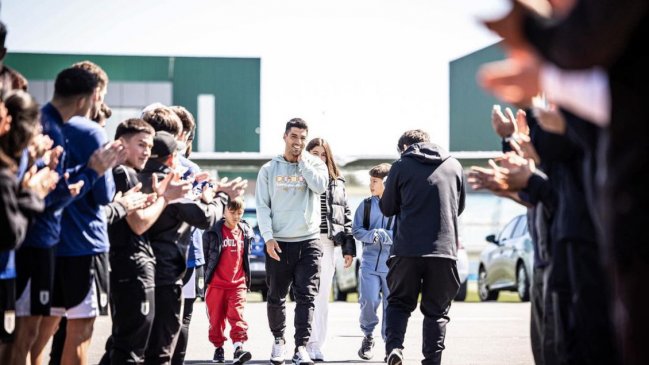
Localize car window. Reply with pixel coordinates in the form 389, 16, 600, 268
513, 214, 528, 238
497, 216, 520, 242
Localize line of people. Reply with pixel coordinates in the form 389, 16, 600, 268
467, 0, 648, 364
0, 22, 248, 364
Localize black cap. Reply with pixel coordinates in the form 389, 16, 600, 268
150, 131, 177, 159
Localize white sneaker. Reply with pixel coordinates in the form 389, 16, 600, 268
306, 345, 324, 362
270, 337, 286, 365
292, 346, 314, 365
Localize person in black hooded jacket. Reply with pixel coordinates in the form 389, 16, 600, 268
380, 129, 465, 365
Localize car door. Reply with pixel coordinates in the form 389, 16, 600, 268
487, 216, 521, 289
500, 215, 527, 287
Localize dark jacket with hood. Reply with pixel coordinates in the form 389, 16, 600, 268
202, 218, 254, 289
324, 177, 356, 257
380, 142, 466, 259
138, 159, 227, 286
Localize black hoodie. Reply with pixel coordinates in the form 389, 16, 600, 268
380, 142, 466, 258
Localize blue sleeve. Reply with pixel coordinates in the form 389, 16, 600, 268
352, 201, 375, 244
87, 128, 115, 205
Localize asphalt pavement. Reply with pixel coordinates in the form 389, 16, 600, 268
72, 294, 533, 365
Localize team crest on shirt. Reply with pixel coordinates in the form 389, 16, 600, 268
3, 310, 15, 334
141, 301, 150, 316
39, 290, 50, 305
197, 277, 205, 290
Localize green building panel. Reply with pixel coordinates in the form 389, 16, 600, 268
449, 43, 509, 152
172, 57, 260, 152
5, 53, 170, 81
4, 52, 260, 153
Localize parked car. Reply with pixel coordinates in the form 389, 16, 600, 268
243, 207, 269, 300
332, 240, 469, 302
332, 240, 362, 301
478, 214, 534, 302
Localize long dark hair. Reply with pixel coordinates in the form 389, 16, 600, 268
0, 91, 41, 171
306, 137, 341, 180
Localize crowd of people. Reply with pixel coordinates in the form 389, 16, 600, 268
469, 0, 648, 364
0, 19, 468, 365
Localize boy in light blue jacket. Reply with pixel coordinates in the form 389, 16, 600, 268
352, 163, 393, 361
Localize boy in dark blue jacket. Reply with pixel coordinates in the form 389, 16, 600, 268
352, 163, 393, 361
203, 197, 253, 364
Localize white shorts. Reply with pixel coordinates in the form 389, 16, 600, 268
182, 268, 197, 299
50, 282, 98, 319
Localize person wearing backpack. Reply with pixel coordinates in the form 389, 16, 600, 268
352, 163, 393, 361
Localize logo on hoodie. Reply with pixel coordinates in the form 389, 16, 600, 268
275, 175, 306, 192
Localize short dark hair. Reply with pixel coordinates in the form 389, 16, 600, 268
72, 61, 109, 91
284, 118, 308, 134
369, 163, 391, 179
0, 91, 40, 168
115, 118, 155, 140
0, 21, 7, 48
53, 67, 99, 99
170, 105, 195, 134
397, 129, 430, 153
142, 107, 183, 136
227, 197, 245, 212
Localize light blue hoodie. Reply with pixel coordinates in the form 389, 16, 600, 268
256, 152, 328, 243
352, 196, 394, 273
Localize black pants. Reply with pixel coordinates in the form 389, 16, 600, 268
144, 284, 183, 365
385, 256, 460, 365
266, 239, 321, 348
171, 266, 202, 365
99, 282, 155, 364
549, 240, 619, 365
530, 266, 559, 365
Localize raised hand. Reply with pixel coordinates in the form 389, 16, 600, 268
22, 166, 60, 199
533, 101, 566, 135
200, 184, 216, 204
113, 183, 149, 213
509, 134, 540, 164
157, 172, 192, 202
88, 141, 125, 176
63, 172, 85, 197
478, 55, 542, 108
491, 105, 517, 138
214, 176, 247, 198
42, 145, 64, 170
28, 133, 54, 160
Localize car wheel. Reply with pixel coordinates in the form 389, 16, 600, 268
478, 266, 499, 301
516, 263, 530, 302
454, 279, 468, 301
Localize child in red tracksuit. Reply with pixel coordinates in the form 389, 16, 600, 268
202, 197, 253, 364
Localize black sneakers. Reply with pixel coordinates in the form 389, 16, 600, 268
233, 345, 252, 364
212, 347, 225, 363
387, 348, 403, 365
358, 335, 375, 360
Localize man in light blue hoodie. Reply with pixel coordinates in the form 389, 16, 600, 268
256, 118, 328, 365
352, 163, 393, 361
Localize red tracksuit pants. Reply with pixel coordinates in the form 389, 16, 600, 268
205, 285, 248, 347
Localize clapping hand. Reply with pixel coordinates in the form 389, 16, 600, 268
22, 165, 59, 200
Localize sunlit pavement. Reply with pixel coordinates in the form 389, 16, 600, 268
78, 292, 533, 365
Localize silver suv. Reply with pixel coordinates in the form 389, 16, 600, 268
478, 214, 534, 302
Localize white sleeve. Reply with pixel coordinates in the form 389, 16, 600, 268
540, 64, 611, 127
